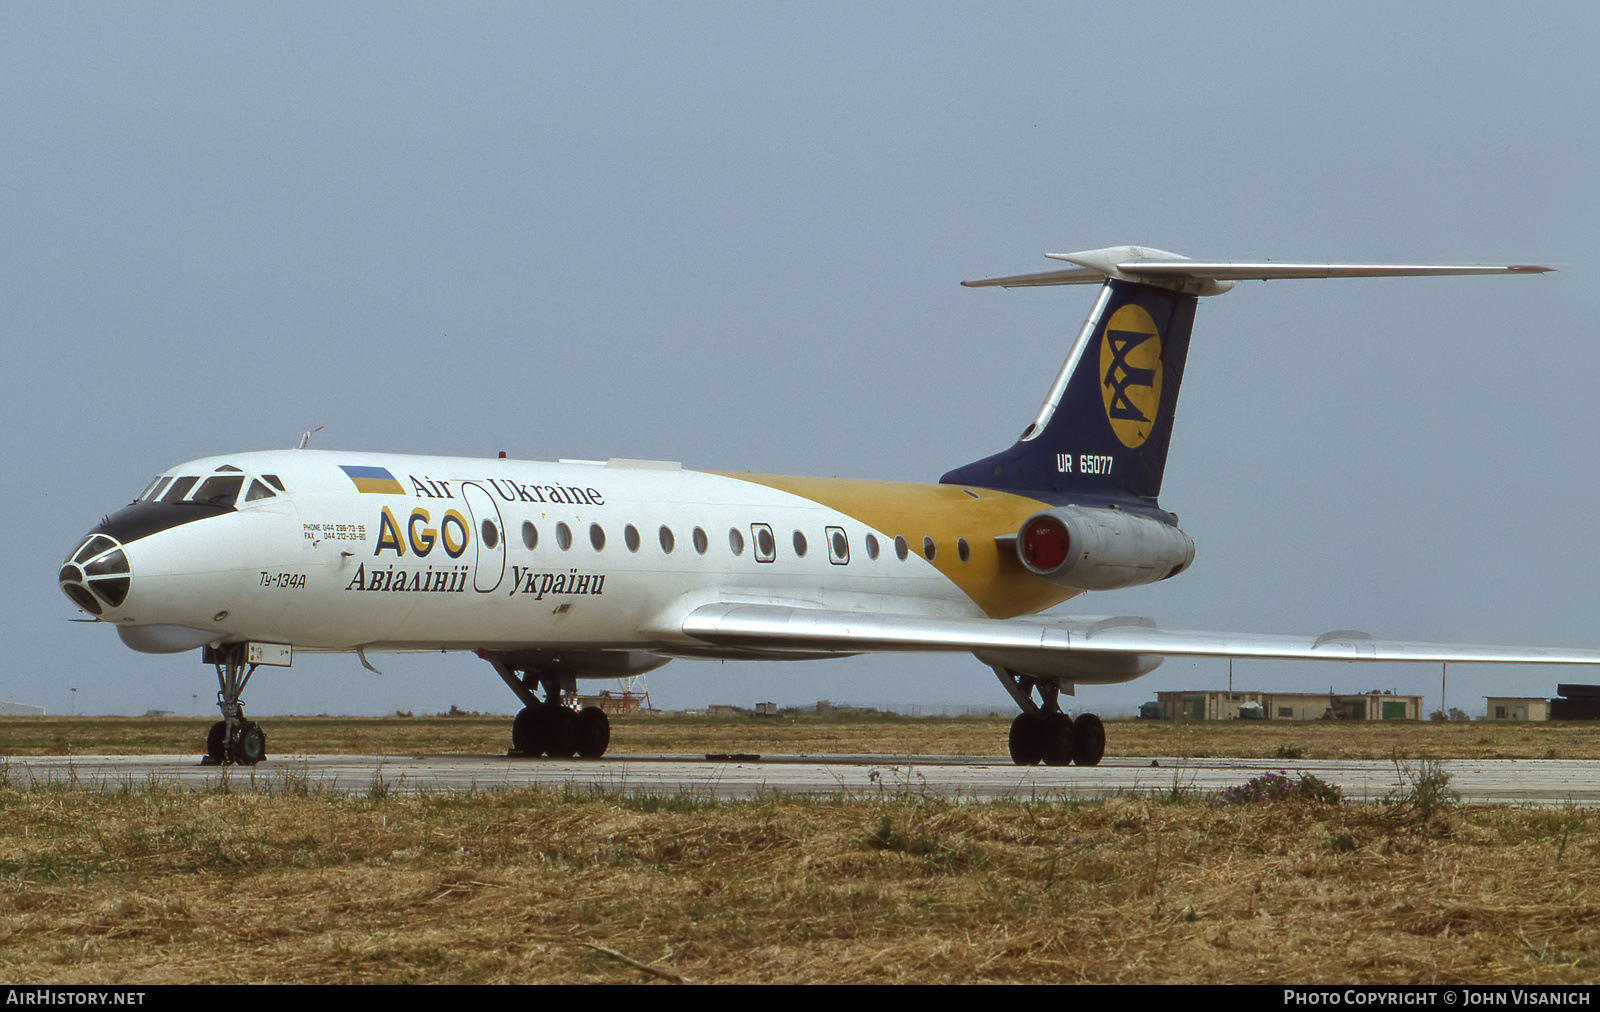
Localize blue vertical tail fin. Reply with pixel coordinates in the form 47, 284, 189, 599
941, 272, 1198, 506
941, 246, 1551, 508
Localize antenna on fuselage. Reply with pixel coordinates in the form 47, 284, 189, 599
296, 426, 324, 450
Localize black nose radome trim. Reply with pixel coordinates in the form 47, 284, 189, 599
91, 500, 234, 545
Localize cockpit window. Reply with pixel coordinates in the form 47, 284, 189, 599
138, 469, 286, 507
140, 476, 177, 502
162, 476, 199, 502
192, 475, 244, 505
245, 479, 276, 502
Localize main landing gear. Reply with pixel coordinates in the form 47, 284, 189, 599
201, 643, 268, 766
485, 654, 611, 758
510, 701, 609, 758
992, 666, 1105, 767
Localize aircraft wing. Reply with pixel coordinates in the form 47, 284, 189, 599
675, 603, 1600, 675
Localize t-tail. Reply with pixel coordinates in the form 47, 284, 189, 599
942, 245, 1552, 517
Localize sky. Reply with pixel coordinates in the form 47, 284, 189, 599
5, 3, 1600, 726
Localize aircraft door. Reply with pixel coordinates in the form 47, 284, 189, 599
460, 482, 506, 593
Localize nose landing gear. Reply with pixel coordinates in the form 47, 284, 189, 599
201, 644, 268, 766
992, 666, 1106, 767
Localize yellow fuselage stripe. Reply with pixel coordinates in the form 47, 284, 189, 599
710, 472, 1082, 619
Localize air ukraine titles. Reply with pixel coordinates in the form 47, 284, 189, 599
344, 562, 470, 594
342, 473, 610, 599
407, 474, 606, 507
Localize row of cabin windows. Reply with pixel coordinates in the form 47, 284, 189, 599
497, 520, 975, 565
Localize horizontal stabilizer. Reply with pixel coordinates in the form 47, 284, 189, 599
957, 265, 1108, 288
962, 245, 1553, 296
1120, 260, 1553, 281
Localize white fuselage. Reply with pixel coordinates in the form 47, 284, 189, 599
75, 448, 1072, 667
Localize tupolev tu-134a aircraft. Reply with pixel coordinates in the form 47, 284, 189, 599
60, 246, 1600, 766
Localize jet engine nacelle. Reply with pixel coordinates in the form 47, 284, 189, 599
1016, 506, 1195, 591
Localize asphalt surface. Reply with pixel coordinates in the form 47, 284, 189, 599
7, 752, 1600, 805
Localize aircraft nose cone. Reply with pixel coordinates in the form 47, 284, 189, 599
60, 534, 132, 616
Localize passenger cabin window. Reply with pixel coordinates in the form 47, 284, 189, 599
894, 535, 909, 561
590, 524, 606, 551
865, 534, 880, 560
752, 524, 775, 563
659, 526, 675, 554
522, 522, 538, 550
624, 524, 641, 552
693, 527, 708, 554
728, 528, 745, 556
792, 531, 808, 557
556, 522, 572, 550
827, 526, 849, 565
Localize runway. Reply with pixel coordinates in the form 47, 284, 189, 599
7, 752, 1600, 805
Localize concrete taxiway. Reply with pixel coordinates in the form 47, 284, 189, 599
5, 753, 1600, 805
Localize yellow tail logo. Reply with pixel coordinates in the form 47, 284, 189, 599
1099, 304, 1163, 448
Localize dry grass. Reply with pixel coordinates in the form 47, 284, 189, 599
5, 713, 1600, 761
7, 714, 1600, 983
2, 772, 1598, 984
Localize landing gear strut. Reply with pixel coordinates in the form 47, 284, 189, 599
201, 643, 268, 766
992, 666, 1105, 768
486, 655, 610, 758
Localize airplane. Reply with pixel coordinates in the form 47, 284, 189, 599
58, 245, 1600, 767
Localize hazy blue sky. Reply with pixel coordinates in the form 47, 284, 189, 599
6, 3, 1599, 724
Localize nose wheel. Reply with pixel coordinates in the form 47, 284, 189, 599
201, 644, 268, 766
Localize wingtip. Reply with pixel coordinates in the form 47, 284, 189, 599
1508, 264, 1556, 274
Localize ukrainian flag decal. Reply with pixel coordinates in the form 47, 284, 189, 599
340, 464, 406, 494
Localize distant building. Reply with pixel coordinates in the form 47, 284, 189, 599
1550, 685, 1600, 720
1485, 697, 1548, 721
0, 700, 45, 716
1154, 690, 1421, 721
1482, 685, 1600, 720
